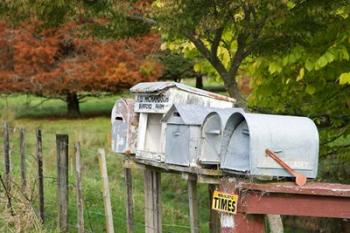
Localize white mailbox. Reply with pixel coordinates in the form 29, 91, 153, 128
220, 112, 319, 178
199, 108, 244, 165
111, 99, 138, 154
130, 82, 235, 161
162, 104, 213, 166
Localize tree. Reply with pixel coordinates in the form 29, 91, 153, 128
148, 0, 302, 105
247, 2, 350, 182
0, 0, 163, 117
0, 21, 162, 116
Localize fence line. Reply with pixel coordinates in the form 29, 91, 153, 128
0, 122, 210, 233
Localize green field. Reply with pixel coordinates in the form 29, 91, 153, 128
0, 94, 214, 233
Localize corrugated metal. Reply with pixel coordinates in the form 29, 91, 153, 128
220, 112, 319, 178
130, 81, 236, 103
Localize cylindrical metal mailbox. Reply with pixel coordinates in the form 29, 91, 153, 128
111, 99, 138, 154
220, 112, 319, 178
199, 108, 244, 165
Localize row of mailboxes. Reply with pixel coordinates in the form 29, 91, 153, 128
129, 82, 235, 162
111, 82, 320, 179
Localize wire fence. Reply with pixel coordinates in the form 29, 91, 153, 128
0, 122, 219, 233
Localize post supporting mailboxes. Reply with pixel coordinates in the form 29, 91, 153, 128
162, 104, 213, 167
130, 82, 235, 162
199, 108, 244, 165
220, 112, 319, 178
111, 99, 138, 154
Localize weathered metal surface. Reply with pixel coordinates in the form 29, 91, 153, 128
266, 149, 307, 186
132, 82, 235, 162
130, 82, 234, 114
200, 108, 244, 165
111, 99, 138, 154
221, 112, 319, 178
163, 104, 213, 167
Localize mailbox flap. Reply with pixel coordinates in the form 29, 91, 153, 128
165, 124, 190, 166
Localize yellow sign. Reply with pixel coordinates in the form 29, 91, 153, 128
212, 191, 238, 215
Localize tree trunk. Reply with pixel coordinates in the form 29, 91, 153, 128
66, 92, 80, 117
220, 72, 246, 108
195, 74, 203, 89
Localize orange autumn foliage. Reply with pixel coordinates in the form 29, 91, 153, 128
0, 20, 162, 95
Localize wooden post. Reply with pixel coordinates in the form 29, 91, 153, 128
144, 167, 161, 233
75, 143, 85, 233
98, 148, 114, 233
19, 128, 26, 192
36, 129, 45, 223
188, 175, 199, 233
56, 134, 69, 233
208, 184, 220, 233
3, 122, 10, 189
124, 167, 134, 233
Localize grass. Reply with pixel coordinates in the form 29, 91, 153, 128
0, 94, 212, 233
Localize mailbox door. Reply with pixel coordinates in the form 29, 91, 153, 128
165, 124, 190, 166
144, 114, 163, 153
222, 120, 250, 172
200, 115, 222, 164
112, 119, 128, 153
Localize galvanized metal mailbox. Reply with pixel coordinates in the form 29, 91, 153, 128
199, 108, 244, 165
220, 112, 319, 178
111, 99, 138, 154
130, 82, 235, 161
162, 104, 213, 166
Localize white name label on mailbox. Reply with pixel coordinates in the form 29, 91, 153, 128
135, 93, 171, 113
212, 191, 238, 215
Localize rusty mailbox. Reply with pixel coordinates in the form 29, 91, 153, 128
111, 99, 138, 154
162, 104, 213, 166
220, 112, 319, 178
130, 82, 235, 162
199, 108, 244, 165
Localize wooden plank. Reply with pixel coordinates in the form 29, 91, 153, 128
208, 184, 220, 233
98, 148, 115, 233
75, 143, 84, 233
56, 134, 69, 233
239, 182, 350, 197
188, 175, 199, 233
144, 167, 162, 233
238, 192, 350, 218
19, 128, 26, 192
134, 157, 222, 176
124, 167, 134, 233
36, 129, 45, 223
219, 178, 265, 233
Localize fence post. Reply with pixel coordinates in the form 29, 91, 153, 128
36, 129, 45, 223
19, 128, 26, 192
3, 122, 10, 190
124, 167, 134, 233
75, 142, 85, 233
188, 175, 199, 233
98, 148, 114, 233
208, 184, 220, 233
144, 167, 161, 233
56, 134, 69, 233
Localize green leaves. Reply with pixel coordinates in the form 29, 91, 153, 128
268, 62, 282, 74
339, 72, 350, 85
